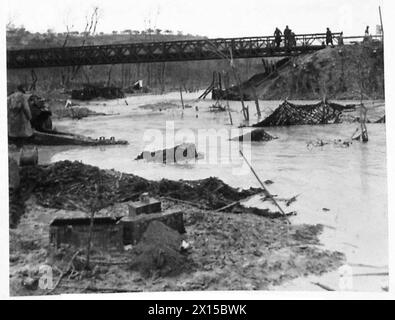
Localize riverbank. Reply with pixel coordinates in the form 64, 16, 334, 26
8, 90, 388, 294
9, 161, 344, 296
226, 43, 384, 101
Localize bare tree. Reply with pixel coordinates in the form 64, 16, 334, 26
60, 6, 100, 88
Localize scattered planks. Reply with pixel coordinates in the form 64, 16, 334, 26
47, 250, 81, 295
311, 282, 335, 291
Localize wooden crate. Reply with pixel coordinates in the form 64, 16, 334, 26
50, 217, 123, 252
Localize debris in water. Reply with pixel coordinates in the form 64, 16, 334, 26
307, 138, 352, 150
209, 101, 227, 112
232, 128, 277, 142
375, 115, 385, 123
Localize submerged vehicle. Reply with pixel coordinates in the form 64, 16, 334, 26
9, 93, 128, 146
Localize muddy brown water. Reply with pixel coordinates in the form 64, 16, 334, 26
34, 91, 387, 290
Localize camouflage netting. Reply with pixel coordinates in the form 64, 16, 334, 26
253, 101, 355, 127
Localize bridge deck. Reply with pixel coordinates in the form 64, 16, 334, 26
7, 33, 342, 69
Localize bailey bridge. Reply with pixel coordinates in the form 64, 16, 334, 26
8, 32, 364, 69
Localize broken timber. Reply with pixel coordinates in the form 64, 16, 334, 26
239, 150, 290, 224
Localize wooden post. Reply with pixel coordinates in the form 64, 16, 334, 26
379, 6, 384, 43
106, 65, 113, 87
251, 86, 262, 119
85, 208, 95, 269
224, 72, 233, 125
360, 103, 369, 142
229, 48, 249, 121
179, 86, 185, 109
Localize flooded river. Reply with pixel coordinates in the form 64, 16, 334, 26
41, 91, 387, 291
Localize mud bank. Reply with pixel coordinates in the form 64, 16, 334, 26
10, 198, 344, 296
9, 161, 344, 295
16, 161, 263, 214
231, 43, 384, 101
52, 106, 109, 119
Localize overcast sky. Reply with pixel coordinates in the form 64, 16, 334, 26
6, 0, 384, 38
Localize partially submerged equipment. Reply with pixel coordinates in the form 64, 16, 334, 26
30, 131, 128, 146
135, 143, 201, 163
71, 84, 125, 101
11, 93, 128, 146
232, 128, 277, 142
253, 100, 356, 127
19, 147, 38, 166
209, 101, 227, 112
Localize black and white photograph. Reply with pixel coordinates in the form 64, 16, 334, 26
1, 0, 393, 300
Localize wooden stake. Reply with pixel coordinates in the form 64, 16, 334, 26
379, 6, 384, 43
239, 150, 290, 224
229, 48, 249, 121
85, 208, 95, 269
216, 201, 240, 212
251, 86, 262, 119
223, 72, 233, 125
179, 86, 185, 109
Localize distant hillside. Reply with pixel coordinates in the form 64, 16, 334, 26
6, 27, 206, 49
6, 27, 264, 95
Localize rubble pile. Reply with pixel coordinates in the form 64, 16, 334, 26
130, 221, 189, 277
17, 161, 263, 214
375, 115, 385, 123
253, 101, 356, 127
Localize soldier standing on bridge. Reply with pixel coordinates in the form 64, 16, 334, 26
365, 26, 370, 37
338, 32, 344, 46
326, 28, 333, 46
284, 26, 291, 47
290, 31, 296, 47
364, 26, 371, 42
274, 28, 282, 48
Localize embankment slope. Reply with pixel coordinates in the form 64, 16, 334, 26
243, 42, 384, 100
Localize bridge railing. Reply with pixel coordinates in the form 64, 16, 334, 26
7, 33, 340, 53
7, 33, 380, 69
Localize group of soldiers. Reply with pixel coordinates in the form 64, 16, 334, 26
274, 26, 296, 48
273, 26, 336, 48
